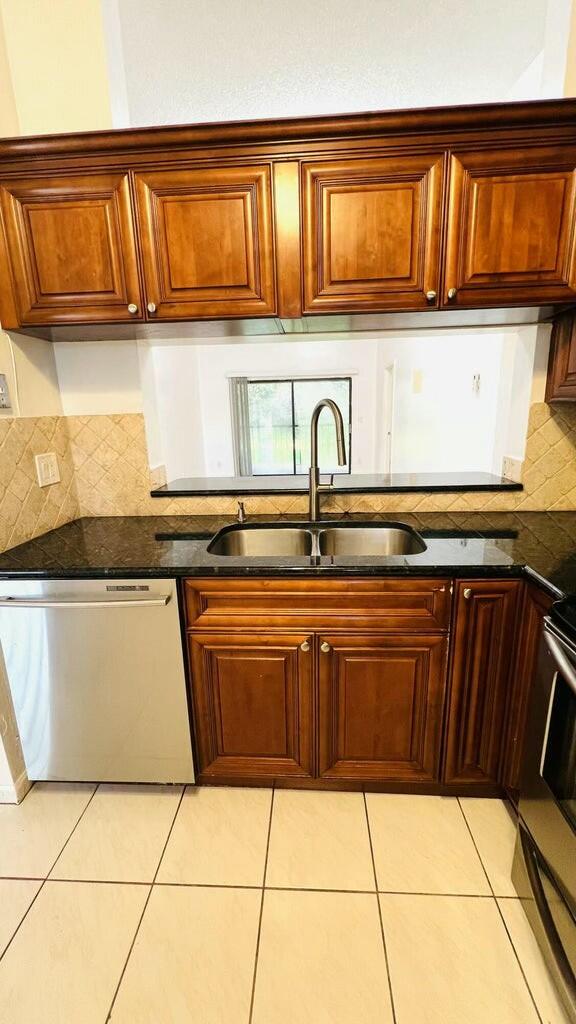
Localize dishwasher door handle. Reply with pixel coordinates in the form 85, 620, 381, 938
0, 595, 171, 609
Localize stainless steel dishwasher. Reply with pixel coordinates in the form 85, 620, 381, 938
0, 578, 194, 783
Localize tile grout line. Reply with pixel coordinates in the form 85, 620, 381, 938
248, 787, 275, 1024
0, 782, 100, 966
363, 792, 398, 1024
104, 784, 186, 1024
0, 873, 526, 897
457, 798, 544, 1024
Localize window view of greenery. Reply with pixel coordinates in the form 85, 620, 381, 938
246, 378, 351, 475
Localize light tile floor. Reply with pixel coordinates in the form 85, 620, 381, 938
0, 784, 571, 1023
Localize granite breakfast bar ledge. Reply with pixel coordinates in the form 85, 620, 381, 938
150, 472, 522, 497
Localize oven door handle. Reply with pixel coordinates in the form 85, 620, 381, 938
519, 823, 576, 1017
544, 629, 576, 698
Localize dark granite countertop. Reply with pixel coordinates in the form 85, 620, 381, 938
152, 472, 521, 497
1, 511, 576, 598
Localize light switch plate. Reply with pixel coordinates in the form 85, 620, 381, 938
502, 456, 522, 482
35, 452, 60, 487
0, 373, 11, 410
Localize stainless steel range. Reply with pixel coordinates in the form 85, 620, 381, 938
513, 598, 576, 1021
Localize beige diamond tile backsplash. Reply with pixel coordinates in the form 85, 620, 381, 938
0, 416, 80, 553
1, 402, 576, 553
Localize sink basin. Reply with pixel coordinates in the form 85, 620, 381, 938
319, 525, 426, 556
208, 526, 313, 556
208, 522, 426, 557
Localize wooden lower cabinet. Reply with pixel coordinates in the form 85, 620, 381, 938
188, 632, 313, 781
318, 633, 447, 781
501, 585, 554, 798
443, 580, 522, 788
184, 575, 543, 792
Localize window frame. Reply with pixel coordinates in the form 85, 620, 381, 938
235, 375, 353, 477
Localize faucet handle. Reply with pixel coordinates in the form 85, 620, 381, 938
237, 501, 246, 523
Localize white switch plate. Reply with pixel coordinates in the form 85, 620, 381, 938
35, 452, 60, 487
0, 373, 11, 410
502, 456, 522, 482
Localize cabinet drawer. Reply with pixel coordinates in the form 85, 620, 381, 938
184, 578, 451, 632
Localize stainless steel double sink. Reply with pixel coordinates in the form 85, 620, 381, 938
208, 523, 426, 557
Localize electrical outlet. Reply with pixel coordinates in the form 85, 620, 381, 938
502, 456, 522, 482
0, 373, 11, 410
35, 452, 60, 488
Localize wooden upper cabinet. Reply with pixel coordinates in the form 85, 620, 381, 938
443, 580, 521, 787
0, 172, 142, 327
301, 153, 444, 313
318, 633, 447, 782
134, 165, 276, 319
444, 147, 576, 307
546, 310, 576, 401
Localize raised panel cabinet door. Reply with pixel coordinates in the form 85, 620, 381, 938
444, 147, 576, 307
443, 580, 522, 787
501, 584, 553, 798
134, 165, 276, 319
545, 310, 576, 401
0, 172, 142, 327
318, 633, 447, 782
301, 153, 444, 313
188, 632, 313, 781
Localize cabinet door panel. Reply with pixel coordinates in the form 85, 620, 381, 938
545, 311, 576, 401
318, 633, 447, 781
302, 153, 444, 312
444, 581, 521, 786
444, 148, 576, 306
135, 165, 276, 318
0, 172, 142, 326
501, 584, 552, 797
189, 633, 313, 780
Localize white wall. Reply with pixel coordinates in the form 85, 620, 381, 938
0, 4, 18, 136
0, 332, 62, 418
0, 740, 15, 801
0, 646, 26, 803
0, 0, 112, 135
141, 329, 536, 482
106, 0, 571, 129
54, 340, 142, 415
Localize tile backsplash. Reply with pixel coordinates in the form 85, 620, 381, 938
0, 416, 79, 552
2, 402, 576, 553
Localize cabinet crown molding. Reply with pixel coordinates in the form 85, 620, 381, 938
2, 97, 576, 162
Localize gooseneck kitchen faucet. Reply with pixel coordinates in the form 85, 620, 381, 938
308, 399, 347, 521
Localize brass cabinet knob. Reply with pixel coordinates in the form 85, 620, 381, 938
127, 303, 138, 314
447, 288, 457, 300
147, 302, 157, 313
463, 587, 472, 599
425, 290, 437, 302
320, 642, 331, 654
300, 640, 310, 652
